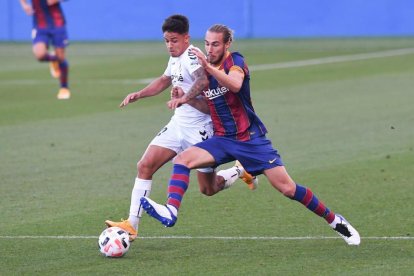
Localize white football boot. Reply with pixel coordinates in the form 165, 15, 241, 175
140, 197, 177, 227
332, 214, 361, 245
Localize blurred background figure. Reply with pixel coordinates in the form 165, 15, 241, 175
19, 0, 70, 99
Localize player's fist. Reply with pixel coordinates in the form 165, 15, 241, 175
171, 86, 184, 99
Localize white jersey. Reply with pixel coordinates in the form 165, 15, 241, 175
163, 45, 211, 126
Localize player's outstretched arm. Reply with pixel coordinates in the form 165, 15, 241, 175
19, 0, 34, 15
47, 0, 61, 5
120, 74, 171, 108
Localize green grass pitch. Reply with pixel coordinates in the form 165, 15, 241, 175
1, 38, 414, 275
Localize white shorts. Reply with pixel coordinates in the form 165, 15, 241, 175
150, 118, 214, 173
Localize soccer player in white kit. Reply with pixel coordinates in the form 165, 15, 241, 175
105, 15, 257, 241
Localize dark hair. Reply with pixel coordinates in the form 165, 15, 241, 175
208, 24, 234, 43
162, 14, 189, 34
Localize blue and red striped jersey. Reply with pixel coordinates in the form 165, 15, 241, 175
31, 0, 66, 29
202, 52, 267, 141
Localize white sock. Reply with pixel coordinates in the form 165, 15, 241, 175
128, 178, 152, 230
217, 166, 241, 189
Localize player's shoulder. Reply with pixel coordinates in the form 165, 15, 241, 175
188, 45, 202, 52
184, 45, 201, 61
180, 45, 201, 68
230, 52, 245, 63
224, 52, 247, 74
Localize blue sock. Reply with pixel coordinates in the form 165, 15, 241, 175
292, 183, 335, 223
167, 164, 190, 210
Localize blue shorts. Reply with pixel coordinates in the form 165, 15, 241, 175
32, 27, 69, 48
194, 135, 284, 176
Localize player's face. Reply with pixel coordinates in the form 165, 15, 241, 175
204, 31, 230, 65
163, 32, 189, 57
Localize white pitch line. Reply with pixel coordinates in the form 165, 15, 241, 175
0, 235, 413, 240
1, 48, 414, 86
249, 47, 414, 71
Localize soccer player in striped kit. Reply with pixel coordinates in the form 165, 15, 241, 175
105, 15, 257, 242
141, 24, 361, 246
20, 0, 70, 99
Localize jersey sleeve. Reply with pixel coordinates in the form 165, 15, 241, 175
230, 52, 249, 77
229, 65, 245, 75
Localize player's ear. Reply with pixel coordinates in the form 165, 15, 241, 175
225, 40, 231, 51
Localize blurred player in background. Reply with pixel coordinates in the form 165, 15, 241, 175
19, 0, 70, 99
105, 15, 257, 241
140, 24, 361, 246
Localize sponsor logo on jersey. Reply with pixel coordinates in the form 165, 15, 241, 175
203, 86, 229, 99
188, 47, 200, 67
188, 49, 197, 60
190, 60, 199, 66
171, 73, 184, 82
171, 62, 184, 83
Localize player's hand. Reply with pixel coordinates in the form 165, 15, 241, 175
189, 48, 208, 68
120, 92, 140, 108
170, 87, 178, 99
167, 97, 186, 109
171, 86, 184, 99
21, 3, 34, 15
47, 0, 61, 6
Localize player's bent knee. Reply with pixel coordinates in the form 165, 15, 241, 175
200, 188, 210, 196
200, 187, 215, 196
281, 184, 296, 198
137, 159, 156, 177
173, 155, 193, 168
271, 180, 296, 198
33, 48, 47, 61
35, 53, 47, 61
282, 188, 295, 198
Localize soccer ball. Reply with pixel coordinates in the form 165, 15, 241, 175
98, 227, 130, 257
